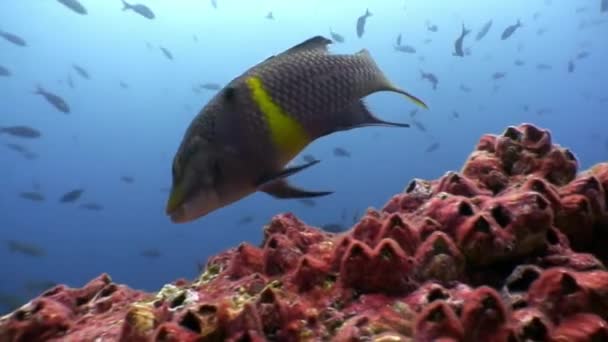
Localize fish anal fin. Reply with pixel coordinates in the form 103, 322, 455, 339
333, 100, 410, 132
260, 179, 332, 199
255, 159, 320, 187
284, 36, 332, 54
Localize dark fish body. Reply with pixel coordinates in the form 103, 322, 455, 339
20, 191, 45, 202
5, 142, 27, 153
7, 240, 46, 257
394, 45, 416, 53
35, 86, 70, 113
0, 65, 11, 77
237, 215, 254, 224
568, 60, 575, 73
459, 84, 471, 92
333, 147, 351, 157
501, 20, 522, 40
396, 33, 402, 46
166, 36, 427, 223
266, 12, 274, 20
0, 31, 27, 46
420, 70, 438, 90
476, 20, 493, 41
492, 72, 506, 80
140, 248, 161, 258
120, 81, 129, 89
426, 23, 438, 32
302, 154, 316, 163
56, 0, 87, 15
72, 64, 90, 79
160, 47, 173, 60
200, 82, 221, 90
121, 0, 155, 19
0, 126, 41, 138
453, 24, 471, 57
576, 51, 590, 59
514, 59, 525, 66
412, 119, 426, 132
536, 63, 552, 70
121, 176, 134, 183
425, 141, 440, 153
59, 189, 84, 203
80, 202, 103, 211
329, 29, 344, 43
356, 9, 372, 38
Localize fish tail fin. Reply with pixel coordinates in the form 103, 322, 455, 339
366, 8, 372, 16
517, 19, 523, 27
33, 84, 43, 95
121, 0, 130, 10
463, 24, 471, 36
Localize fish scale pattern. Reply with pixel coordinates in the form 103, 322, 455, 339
2, 123, 608, 341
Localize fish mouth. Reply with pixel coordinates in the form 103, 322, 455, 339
165, 185, 221, 223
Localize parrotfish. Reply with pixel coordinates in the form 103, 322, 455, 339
166, 35, 427, 223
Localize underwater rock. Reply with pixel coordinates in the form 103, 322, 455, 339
2, 123, 608, 341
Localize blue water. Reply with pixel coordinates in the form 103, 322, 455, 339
1, 0, 607, 313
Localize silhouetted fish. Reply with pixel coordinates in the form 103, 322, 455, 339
80, 202, 103, 211
453, 24, 471, 57
501, 20, 522, 40
56, 0, 87, 15
265, 11, 274, 20
420, 70, 438, 90
536, 63, 552, 70
140, 248, 161, 258
0, 65, 11, 77
119, 81, 129, 89
356, 9, 372, 38
34, 86, 70, 113
0, 30, 27, 46
72, 64, 90, 79
459, 84, 471, 92
492, 72, 506, 80
514, 59, 525, 66
333, 147, 351, 158
20, 191, 45, 202
576, 51, 590, 60
297, 198, 316, 207
200, 82, 221, 90
237, 215, 254, 224
476, 20, 493, 41
121, 175, 134, 183
0, 126, 41, 138
211, 0, 217, 9
121, 0, 155, 19
7, 240, 46, 257
396, 33, 402, 46
412, 119, 426, 132
160, 47, 173, 60
425, 141, 440, 153
426, 21, 438, 32
329, 28, 345, 43
59, 189, 84, 203
568, 60, 575, 73
302, 154, 316, 163
394, 45, 416, 53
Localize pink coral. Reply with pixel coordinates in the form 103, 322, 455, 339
1, 123, 608, 341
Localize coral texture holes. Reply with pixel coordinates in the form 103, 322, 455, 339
491, 205, 511, 228
458, 201, 474, 216
179, 311, 202, 333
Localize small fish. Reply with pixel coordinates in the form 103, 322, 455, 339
533, 12, 541, 20
59, 189, 84, 203
200, 82, 221, 90
356, 9, 372, 38
514, 59, 525, 66
395, 33, 402, 46
34, 86, 70, 113
411, 119, 426, 132
425, 141, 440, 153
409, 109, 418, 117
160, 47, 173, 60
0, 30, 27, 47
80, 202, 103, 211
119, 81, 129, 89
0, 65, 11, 77
451, 111, 460, 119
121, 0, 155, 19
476, 20, 493, 41
492, 72, 506, 80
536, 27, 547, 35
0, 126, 41, 138
210, 0, 217, 9
265, 11, 274, 20
536, 63, 552, 70
5, 142, 27, 153
320, 223, 347, 233
72, 64, 90, 79
120, 176, 134, 183
602, 0, 608, 12
536, 107, 553, 116
459, 84, 471, 92
166, 36, 427, 223
329, 28, 345, 43
302, 154, 316, 163
20, 191, 45, 202
501, 20, 522, 40
568, 60, 574, 72
7, 240, 46, 257
394, 45, 416, 53
453, 24, 471, 57
23, 151, 38, 160
298, 198, 316, 207
140, 248, 161, 258
576, 51, 590, 60
333, 147, 351, 158
420, 70, 438, 90
56, 0, 87, 15
423, 38, 432, 44
426, 21, 438, 32
237, 215, 254, 224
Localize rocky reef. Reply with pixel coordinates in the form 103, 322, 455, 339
2, 123, 608, 341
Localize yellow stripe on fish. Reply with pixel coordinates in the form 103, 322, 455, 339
246, 76, 311, 160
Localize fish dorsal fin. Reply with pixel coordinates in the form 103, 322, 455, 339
283, 36, 332, 55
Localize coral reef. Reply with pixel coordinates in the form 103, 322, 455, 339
2, 123, 608, 341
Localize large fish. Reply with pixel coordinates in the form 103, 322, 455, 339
166, 36, 428, 223
356, 9, 372, 38
56, 0, 87, 15
453, 24, 471, 57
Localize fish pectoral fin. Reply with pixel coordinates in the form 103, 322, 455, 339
255, 159, 320, 186
259, 179, 333, 199
284, 36, 332, 55
335, 100, 410, 132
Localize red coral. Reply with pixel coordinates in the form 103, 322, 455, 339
2, 124, 608, 341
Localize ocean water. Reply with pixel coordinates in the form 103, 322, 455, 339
1, 0, 607, 314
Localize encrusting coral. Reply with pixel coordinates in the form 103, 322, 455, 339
2, 123, 608, 341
